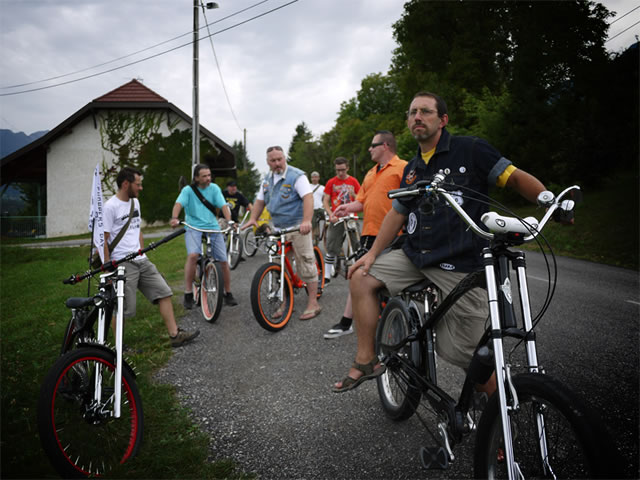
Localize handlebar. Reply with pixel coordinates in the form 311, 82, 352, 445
388, 172, 580, 244
180, 221, 232, 234
62, 227, 187, 285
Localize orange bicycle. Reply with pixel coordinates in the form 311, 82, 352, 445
250, 226, 325, 331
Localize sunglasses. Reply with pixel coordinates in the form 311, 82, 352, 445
266, 145, 283, 153
369, 142, 385, 149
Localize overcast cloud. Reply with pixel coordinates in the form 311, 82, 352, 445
1, 0, 637, 176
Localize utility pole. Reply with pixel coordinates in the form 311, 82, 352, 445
192, 1, 219, 173
243, 128, 247, 170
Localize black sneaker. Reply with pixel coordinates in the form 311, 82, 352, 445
224, 292, 238, 307
323, 277, 331, 285
323, 322, 353, 339
170, 327, 200, 348
183, 292, 194, 310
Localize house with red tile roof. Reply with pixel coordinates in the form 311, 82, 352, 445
1, 79, 236, 237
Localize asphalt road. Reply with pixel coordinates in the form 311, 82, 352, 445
155, 249, 639, 479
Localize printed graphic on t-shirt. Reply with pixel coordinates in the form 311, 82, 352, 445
329, 183, 357, 210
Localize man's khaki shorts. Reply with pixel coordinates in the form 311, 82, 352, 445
367, 249, 488, 369
122, 257, 173, 318
288, 231, 318, 284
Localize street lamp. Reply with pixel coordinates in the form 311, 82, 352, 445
193, 1, 219, 171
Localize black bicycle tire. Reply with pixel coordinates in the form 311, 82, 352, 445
474, 373, 620, 479
313, 246, 325, 297
250, 262, 294, 331
37, 346, 143, 478
375, 298, 422, 421
201, 260, 223, 323
243, 229, 258, 257
228, 232, 243, 270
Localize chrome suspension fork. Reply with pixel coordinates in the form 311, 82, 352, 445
482, 249, 518, 480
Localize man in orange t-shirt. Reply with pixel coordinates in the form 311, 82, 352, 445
323, 131, 407, 339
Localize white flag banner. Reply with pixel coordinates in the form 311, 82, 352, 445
89, 163, 105, 263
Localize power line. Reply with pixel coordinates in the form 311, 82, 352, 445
0, 0, 295, 95
609, 5, 640, 25
607, 18, 640, 43
201, 2, 243, 133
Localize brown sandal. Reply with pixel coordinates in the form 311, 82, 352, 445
332, 357, 386, 393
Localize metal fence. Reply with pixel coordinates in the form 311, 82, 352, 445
1, 216, 46, 238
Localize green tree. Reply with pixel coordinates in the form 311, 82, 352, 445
228, 140, 261, 201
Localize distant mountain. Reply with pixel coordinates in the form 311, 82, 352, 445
0, 129, 49, 158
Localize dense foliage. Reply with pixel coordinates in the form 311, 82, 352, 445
288, 0, 638, 189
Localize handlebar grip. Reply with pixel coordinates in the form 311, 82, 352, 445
63, 276, 77, 285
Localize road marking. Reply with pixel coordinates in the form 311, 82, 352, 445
526, 275, 548, 282
626, 300, 640, 306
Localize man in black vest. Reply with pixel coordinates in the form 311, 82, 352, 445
333, 92, 546, 392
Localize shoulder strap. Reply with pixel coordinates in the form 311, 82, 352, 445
109, 200, 135, 251
190, 184, 218, 215
312, 184, 321, 193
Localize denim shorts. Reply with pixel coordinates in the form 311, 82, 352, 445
185, 228, 227, 262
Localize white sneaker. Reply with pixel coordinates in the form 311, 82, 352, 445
323, 322, 353, 339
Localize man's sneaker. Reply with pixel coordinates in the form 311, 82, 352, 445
323, 277, 331, 285
170, 328, 200, 348
323, 322, 353, 339
224, 292, 238, 307
183, 292, 194, 310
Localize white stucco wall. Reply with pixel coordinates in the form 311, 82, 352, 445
46, 110, 192, 237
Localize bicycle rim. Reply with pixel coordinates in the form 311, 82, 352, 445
251, 263, 293, 331
228, 233, 242, 269
37, 348, 143, 478
475, 373, 609, 479
375, 298, 422, 421
243, 230, 258, 257
201, 261, 223, 322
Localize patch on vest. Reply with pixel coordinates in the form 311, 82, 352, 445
439, 263, 456, 271
405, 169, 417, 185
407, 212, 418, 234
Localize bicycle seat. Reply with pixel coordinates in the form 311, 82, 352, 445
404, 278, 434, 293
65, 297, 95, 309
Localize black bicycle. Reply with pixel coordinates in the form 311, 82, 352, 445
375, 173, 621, 478
38, 228, 186, 478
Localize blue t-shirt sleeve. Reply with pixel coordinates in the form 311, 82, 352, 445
176, 186, 191, 207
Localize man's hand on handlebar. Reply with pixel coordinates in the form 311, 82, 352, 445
299, 220, 312, 235
170, 218, 180, 228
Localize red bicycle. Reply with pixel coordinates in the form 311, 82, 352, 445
250, 226, 325, 331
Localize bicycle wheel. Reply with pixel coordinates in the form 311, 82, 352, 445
313, 246, 325, 297
375, 298, 422, 421
474, 373, 616, 479
38, 346, 143, 478
227, 232, 243, 270
201, 260, 223, 323
251, 262, 294, 331
243, 229, 258, 257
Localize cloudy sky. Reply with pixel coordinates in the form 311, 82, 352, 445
1, 0, 637, 175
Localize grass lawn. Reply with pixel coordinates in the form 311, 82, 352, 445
0, 234, 250, 479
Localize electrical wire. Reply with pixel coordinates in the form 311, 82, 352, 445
609, 5, 640, 25
201, 1, 243, 133
0, 0, 299, 96
607, 18, 640, 43
1, 0, 271, 90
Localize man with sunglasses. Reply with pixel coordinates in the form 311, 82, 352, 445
324, 131, 407, 339
243, 146, 322, 320
333, 92, 546, 393
322, 157, 361, 285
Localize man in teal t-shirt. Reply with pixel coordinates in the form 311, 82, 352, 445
170, 164, 238, 309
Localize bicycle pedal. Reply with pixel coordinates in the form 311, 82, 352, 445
420, 446, 449, 470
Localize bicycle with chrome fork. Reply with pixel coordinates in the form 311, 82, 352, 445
375, 173, 621, 478
182, 221, 231, 323
37, 228, 186, 478
250, 226, 325, 331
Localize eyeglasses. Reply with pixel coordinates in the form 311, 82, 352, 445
335, 168, 347, 173
406, 108, 437, 118
266, 145, 283, 153
369, 142, 385, 149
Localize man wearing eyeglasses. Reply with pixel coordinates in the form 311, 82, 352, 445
323, 131, 407, 340
243, 146, 322, 320
322, 157, 361, 285
333, 92, 546, 392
